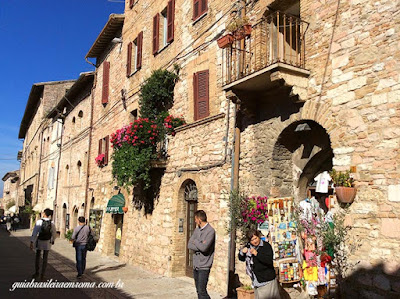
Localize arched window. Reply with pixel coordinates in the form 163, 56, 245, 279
72, 116, 76, 123
78, 110, 83, 118
77, 160, 82, 179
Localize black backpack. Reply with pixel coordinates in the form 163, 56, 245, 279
38, 219, 52, 240
86, 228, 97, 251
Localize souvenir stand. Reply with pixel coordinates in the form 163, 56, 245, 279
262, 196, 339, 298
265, 197, 301, 284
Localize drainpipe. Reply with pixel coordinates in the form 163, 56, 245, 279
226, 91, 241, 297
53, 116, 65, 229
35, 128, 45, 209
84, 72, 97, 222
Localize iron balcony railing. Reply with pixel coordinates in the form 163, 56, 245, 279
222, 11, 308, 86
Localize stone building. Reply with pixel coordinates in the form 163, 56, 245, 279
2, 170, 20, 212
46, 72, 94, 234
18, 80, 74, 219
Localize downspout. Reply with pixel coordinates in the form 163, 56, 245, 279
35, 127, 45, 208
227, 92, 241, 298
53, 116, 65, 229
83, 73, 97, 222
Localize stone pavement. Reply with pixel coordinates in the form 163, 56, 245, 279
1, 227, 224, 299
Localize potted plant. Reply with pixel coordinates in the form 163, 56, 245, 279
95, 153, 105, 168
329, 169, 356, 204
217, 33, 235, 49
226, 15, 252, 41
236, 285, 255, 299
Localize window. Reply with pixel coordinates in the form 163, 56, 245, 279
102, 61, 110, 104
77, 161, 82, 180
78, 110, 83, 118
130, 109, 138, 121
98, 136, 110, 166
193, 0, 207, 21
127, 32, 143, 76
48, 167, 55, 190
153, 0, 174, 55
193, 70, 209, 120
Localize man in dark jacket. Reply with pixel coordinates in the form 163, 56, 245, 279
188, 210, 215, 299
239, 229, 280, 299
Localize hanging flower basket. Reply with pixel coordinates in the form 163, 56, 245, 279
335, 187, 357, 204
234, 24, 252, 40
217, 33, 234, 49
95, 154, 105, 168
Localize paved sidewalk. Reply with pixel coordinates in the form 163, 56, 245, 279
9, 228, 223, 299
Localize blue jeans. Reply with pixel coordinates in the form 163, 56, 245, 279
75, 245, 87, 275
193, 269, 211, 299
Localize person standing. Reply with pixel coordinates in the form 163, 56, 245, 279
6, 214, 12, 232
238, 229, 280, 299
30, 208, 57, 281
71, 216, 92, 278
13, 214, 20, 231
188, 210, 216, 299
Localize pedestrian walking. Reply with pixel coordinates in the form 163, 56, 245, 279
6, 214, 12, 232
30, 208, 57, 281
188, 210, 215, 299
71, 216, 93, 278
238, 229, 280, 299
13, 214, 20, 231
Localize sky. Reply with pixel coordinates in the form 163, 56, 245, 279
0, 0, 124, 197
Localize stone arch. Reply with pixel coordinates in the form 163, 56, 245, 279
271, 119, 333, 201
72, 205, 79, 228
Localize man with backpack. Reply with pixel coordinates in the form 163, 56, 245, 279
71, 216, 96, 278
30, 208, 56, 281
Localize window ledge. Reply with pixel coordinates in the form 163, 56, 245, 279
128, 69, 140, 78
192, 12, 208, 25
157, 42, 171, 55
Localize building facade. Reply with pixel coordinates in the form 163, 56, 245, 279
2, 171, 20, 212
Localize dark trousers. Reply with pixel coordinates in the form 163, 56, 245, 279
75, 245, 87, 275
35, 250, 49, 277
193, 269, 211, 299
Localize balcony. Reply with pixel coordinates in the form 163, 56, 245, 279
222, 11, 310, 97
150, 136, 168, 168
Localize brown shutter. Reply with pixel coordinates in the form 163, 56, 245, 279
98, 139, 103, 155
104, 136, 109, 165
102, 61, 110, 104
136, 32, 143, 69
126, 42, 132, 77
193, 0, 200, 20
200, 0, 207, 15
196, 70, 209, 120
152, 14, 160, 55
129, 0, 134, 9
167, 0, 175, 43
193, 72, 198, 120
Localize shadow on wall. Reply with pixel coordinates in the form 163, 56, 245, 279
341, 262, 400, 298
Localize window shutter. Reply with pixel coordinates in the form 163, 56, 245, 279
152, 14, 160, 55
102, 61, 110, 104
193, 73, 198, 120
104, 136, 109, 165
98, 139, 102, 155
129, 0, 134, 9
137, 32, 143, 69
167, 0, 175, 43
200, 0, 207, 15
193, 0, 200, 20
127, 42, 132, 77
195, 70, 209, 120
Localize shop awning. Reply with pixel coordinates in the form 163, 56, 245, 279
106, 194, 125, 214
8, 205, 17, 213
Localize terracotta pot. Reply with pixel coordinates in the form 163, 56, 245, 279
236, 287, 255, 299
122, 207, 128, 213
234, 24, 252, 40
335, 187, 357, 204
217, 34, 234, 49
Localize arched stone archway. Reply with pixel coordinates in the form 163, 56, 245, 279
271, 119, 333, 201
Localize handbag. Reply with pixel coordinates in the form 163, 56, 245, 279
86, 227, 97, 251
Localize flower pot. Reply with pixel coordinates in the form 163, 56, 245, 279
217, 34, 234, 49
335, 187, 357, 204
236, 287, 255, 299
234, 24, 252, 40
122, 207, 128, 213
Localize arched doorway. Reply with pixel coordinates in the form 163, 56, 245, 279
62, 203, 67, 234
181, 180, 198, 277
271, 120, 333, 203
72, 206, 78, 228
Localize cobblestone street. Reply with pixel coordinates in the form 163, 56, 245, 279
0, 227, 223, 299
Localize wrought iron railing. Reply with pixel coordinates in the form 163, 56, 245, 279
222, 11, 308, 85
